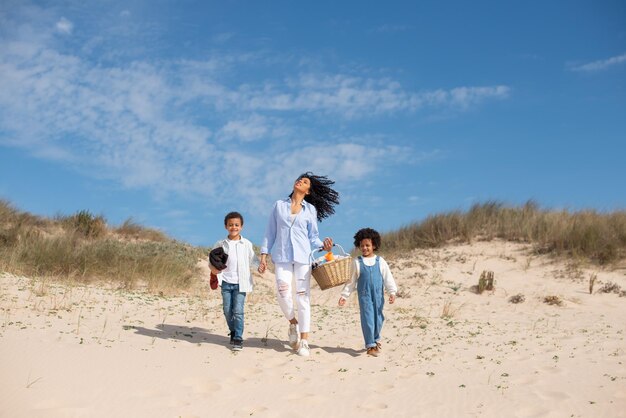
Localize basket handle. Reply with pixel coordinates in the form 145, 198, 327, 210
309, 243, 349, 263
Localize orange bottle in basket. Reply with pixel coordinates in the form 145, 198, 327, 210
324, 251, 334, 262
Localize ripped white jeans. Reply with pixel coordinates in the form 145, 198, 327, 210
274, 262, 311, 333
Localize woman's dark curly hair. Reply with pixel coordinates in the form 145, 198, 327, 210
289, 172, 339, 222
353, 228, 381, 251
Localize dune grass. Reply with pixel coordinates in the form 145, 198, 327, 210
381, 201, 626, 265
2, 198, 625, 291
0, 199, 203, 290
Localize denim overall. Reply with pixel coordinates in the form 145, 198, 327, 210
357, 256, 384, 348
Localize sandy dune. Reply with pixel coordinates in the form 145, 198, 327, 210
1, 240, 625, 417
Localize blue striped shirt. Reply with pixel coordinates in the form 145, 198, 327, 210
261, 198, 324, 265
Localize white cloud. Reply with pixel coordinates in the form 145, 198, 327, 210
238, 74, 509, 117
213, 32, 235, 44
0, 3, 506, 217
218, 114, 272, 142
55, 17, 73, 34
569, 53, 626, 72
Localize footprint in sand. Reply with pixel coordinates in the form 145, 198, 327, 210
180, 376, 223, 394
259, 357, 291, 368
538, 390, 571, 402
376, 383, 396, 392
358, 401, 389, 411
285, 391, 327, 404
516, 405, 553, 417
232, 366, 263, 379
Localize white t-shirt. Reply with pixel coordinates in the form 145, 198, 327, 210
220, 239, 240, 284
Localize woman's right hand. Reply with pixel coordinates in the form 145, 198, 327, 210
338, 296, 346, 306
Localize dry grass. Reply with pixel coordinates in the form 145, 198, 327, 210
543, 295, 564, 306
597, 282, 622, 294
0, 199, 204, 291
114, 218, 169, 242
589, 273, 597, 294
381, 200, 626, 265
440, 300, 463, 319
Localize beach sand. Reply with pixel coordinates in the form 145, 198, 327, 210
1, 240, 625, 417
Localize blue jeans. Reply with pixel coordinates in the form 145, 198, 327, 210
221, 282, 246, 341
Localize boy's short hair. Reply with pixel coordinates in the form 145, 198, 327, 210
224, 211, 244, 226
353, 227, 381, 250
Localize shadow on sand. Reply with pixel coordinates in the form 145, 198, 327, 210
130, 323, 363, 356
130, 323, 290, 352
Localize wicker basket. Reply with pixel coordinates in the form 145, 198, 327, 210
310, 244, 353, 290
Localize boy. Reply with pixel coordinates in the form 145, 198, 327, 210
210, 212, 259, 351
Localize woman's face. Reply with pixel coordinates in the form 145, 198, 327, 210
294, 176, 311, 195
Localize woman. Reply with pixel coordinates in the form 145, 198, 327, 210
258, 172, 339, 356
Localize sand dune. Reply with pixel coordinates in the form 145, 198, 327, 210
1, 240, 625, 417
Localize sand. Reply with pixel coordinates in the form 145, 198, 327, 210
1, 240, 625, 417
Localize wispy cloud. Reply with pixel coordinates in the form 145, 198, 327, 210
55, 17, 73, 34
0, 2, 508, 215
239, 74, 509, 117
217, 114, 290, 142
568, 53, 626, 72
212, 32, 235, 44
374, 24, 411, 33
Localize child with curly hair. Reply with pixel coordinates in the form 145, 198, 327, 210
338, 227, 397, 356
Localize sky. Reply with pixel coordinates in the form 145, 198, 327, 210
1, 0, 625, 249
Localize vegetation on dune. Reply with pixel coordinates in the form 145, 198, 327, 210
381, 200, 626, 265
2, 198, 625, 291
0, 199, 204, 290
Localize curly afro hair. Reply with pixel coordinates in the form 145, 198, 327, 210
290, 172, 339, 222
353, 228, 381, 251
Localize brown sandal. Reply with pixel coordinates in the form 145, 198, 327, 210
366, 347, 379, 357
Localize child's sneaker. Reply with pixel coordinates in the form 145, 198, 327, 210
297, 339, 310, 357
228, 332, 234, 345
366, 346, 379, 357
232, 339, 243, 351
288, 323, 299, 349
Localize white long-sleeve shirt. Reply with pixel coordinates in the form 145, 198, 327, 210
260, 198, 324, 265
340, 255, 397, 299
212, 237, 259, 293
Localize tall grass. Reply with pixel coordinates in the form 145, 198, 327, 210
114, 218, 169, 242
0, 199, 203, 290
382, 201, 626, 265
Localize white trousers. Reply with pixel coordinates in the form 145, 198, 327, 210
274, 262, 311, 333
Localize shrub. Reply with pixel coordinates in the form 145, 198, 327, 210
381, 201, 626, 265
0, 200, 203, 291
115, 218, 168, 242
70, 210, 107, 239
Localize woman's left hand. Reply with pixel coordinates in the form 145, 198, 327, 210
322, 237, 333, 251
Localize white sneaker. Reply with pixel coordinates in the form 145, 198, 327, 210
288, 323, 299, 349
297, 339, 310, 357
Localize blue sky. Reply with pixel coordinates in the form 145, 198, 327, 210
1, 1, 625, 249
